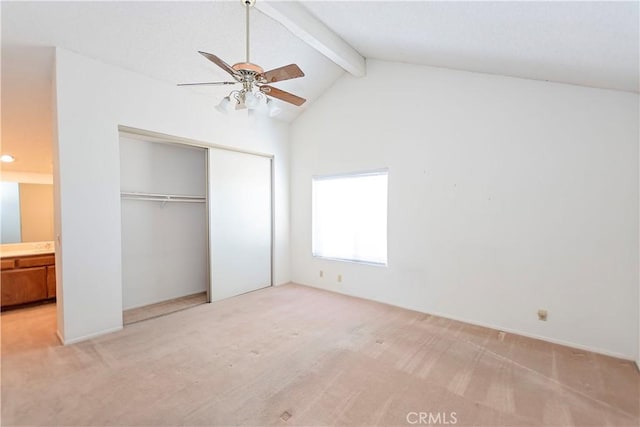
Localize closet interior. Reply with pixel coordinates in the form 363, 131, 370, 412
119, 131, 273, 324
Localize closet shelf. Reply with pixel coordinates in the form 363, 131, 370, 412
120, 191, 206, 203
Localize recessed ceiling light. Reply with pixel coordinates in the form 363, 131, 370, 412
1, 154, 15, 163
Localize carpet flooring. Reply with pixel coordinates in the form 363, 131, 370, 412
1, 284, 638, 426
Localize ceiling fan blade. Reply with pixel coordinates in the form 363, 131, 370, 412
261, 64, 305, 83
260, 85, 306, 106
177, 81, 238, 86
198, 51, 240, 78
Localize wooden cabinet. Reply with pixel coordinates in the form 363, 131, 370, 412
1, 268, 47, 306
1, 259, 15, 270
46, 266, 56, 298
16, 255, 55, 268
1, 253, 55, 308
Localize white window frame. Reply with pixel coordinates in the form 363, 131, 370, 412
312, 168, 388, 266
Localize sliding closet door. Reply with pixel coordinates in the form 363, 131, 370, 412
209, 148, 271, 301
120, 136, 208, 310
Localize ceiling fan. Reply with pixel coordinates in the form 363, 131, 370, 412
178, 0, 306, 114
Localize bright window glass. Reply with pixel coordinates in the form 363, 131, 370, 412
312, 170, 388, 265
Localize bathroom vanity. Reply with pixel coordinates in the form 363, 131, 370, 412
1, 242, 56, 308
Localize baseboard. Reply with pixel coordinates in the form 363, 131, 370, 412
276, 281, 296, 286
292, 282, 635, 362
57, 326, 123, 345
55, 329, 64, 345
424, 308, 634, 361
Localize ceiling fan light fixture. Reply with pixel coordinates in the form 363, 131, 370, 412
236, 99, 247, 110
267, 99, 282, 117
215, 96, 232, 114
179, 0, 306, 115
244, 91, 260, 109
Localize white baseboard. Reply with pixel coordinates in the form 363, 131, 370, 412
55, 329, 64, 345
293, 282, 635, 361
276, 281, 296, 286
56, 326, 123, 345
425, 309, 634, 361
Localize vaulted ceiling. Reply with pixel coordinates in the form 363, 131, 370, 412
2, 1, 638, 174
302, 0, 639, 93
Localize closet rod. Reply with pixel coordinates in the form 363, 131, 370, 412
121, 196, 205, 203
120, 191, 206, 203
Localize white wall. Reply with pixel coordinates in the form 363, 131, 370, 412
291, 59, 639, 360
54, 48, 290, 344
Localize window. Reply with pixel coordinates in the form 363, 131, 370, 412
312, 170, 388, 265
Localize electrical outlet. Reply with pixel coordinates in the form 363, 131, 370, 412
537, 309, 548, 321
337, 274, 342, 283
319, 270, 323, 278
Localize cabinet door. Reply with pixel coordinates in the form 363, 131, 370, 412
46, 266, 56, 298
1, 267, 47, 306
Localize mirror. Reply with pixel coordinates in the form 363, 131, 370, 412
1, 182, 54, 243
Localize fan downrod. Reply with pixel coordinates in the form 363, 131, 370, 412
234, 0, 261, 76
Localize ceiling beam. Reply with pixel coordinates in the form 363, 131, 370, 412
255, 0, 366, 77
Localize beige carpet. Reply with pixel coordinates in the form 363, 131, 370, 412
1, 284, 638, 426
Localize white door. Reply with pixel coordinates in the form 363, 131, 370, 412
209, 148, 271, 300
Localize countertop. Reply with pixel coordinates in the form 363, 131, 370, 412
1, 242, 55, 259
